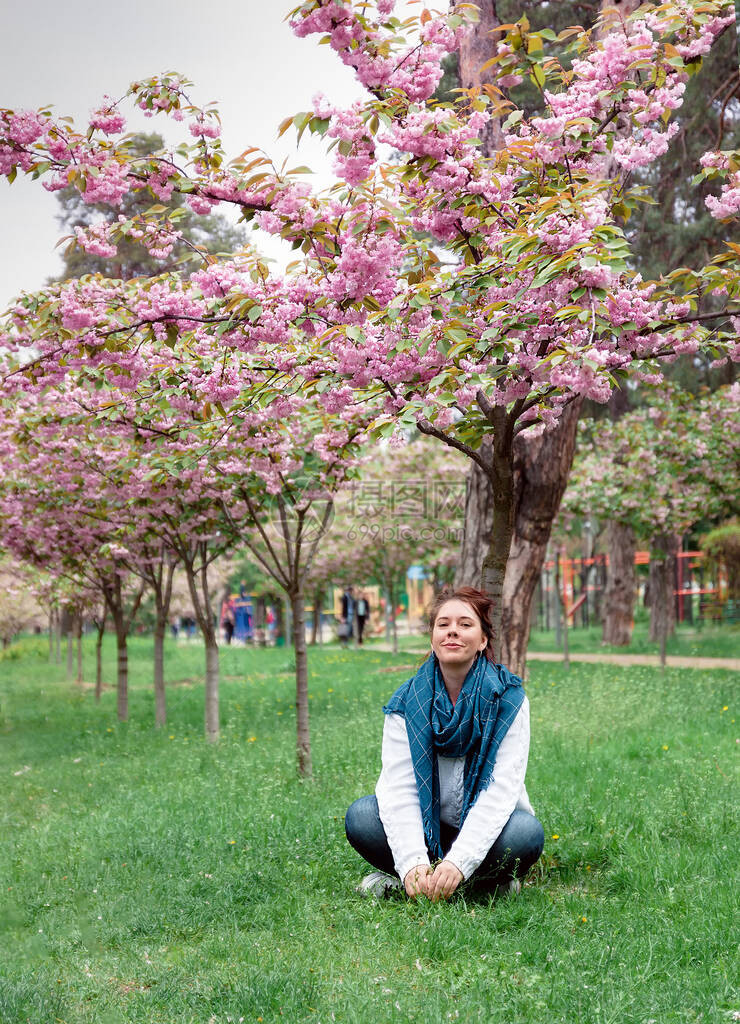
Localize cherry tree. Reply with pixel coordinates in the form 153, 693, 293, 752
1, 0, 738, 680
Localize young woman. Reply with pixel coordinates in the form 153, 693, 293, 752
345, 586, 544, 900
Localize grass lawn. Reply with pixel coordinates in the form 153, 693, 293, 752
377, 620, 739, 661
1, 634, 738, 1023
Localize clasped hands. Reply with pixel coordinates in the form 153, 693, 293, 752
404, 860, 463, 901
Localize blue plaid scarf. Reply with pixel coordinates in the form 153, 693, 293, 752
383, 653, 525, 861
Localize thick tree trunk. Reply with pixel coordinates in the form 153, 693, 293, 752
500, 400, 583, 676
290, 585, 312, 778
153, 619, 167, 728
456, 0, 505, 154
648, 533, 680, 663
602, 521, 637, 645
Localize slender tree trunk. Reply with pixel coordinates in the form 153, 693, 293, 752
204, 636, 220, 741
153, 619, 167, 728
602, 521, 637, 645
63, 606, 74, 680
556, 550, 570, 669
500, 401, 583, 675
290, 584, 312, 778
310, 587, 323, 646
182, 548, 220, 742
55, 611, 61, 664
95, 622, 105, 702
76, 614, 83, 684
387, 576, 398, 654
48, 608, 54, 662
648, 533, 681, 663
455, 438, 494, 589
115, 623, 129, 722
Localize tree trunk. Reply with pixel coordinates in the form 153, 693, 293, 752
500, 400, 583, 676
48, 608, 54, 662
204, 636, 220, 742
63, 606, 74, 680
648, 533, 680, 661
455, 437, 494, 589
290, 585, 312, 778
182, 546, 220, 742
55, 610, 62, 664
95, 622, 105, 702
456, 0, 505, 153
153, 619, 167, 728
602, 521, 637, 645
387, 577, 398, 654
310, 587, 323, 646
76, 614, 83, 684
115, 624, 128, 722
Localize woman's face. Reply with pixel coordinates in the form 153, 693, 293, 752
431, 598, 488, 672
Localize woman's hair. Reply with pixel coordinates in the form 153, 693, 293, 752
427, 585, 496, 662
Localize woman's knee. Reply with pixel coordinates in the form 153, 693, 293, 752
344, 794, 380, 844
505, 810, 545, 864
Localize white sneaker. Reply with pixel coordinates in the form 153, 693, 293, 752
494, 878, 521, 898
356, 871, 403, 897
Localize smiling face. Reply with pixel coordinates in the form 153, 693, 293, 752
431, 598, 488, 674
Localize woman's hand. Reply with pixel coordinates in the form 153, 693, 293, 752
428, 860, 463, 902
404, 863, 431, 898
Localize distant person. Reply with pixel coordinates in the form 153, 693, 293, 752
221, 590, 235, 645
340, 585, 355, 646
355, 591, 370, 645
344, 586, 544, 900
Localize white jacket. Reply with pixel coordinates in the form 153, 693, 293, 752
375, 697, 534, 881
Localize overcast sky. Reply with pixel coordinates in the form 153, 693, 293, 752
0, 0, 384, 308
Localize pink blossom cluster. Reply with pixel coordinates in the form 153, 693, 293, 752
74, 222, 118, 259
290, 0, 460, 102
89, 98, 126, 135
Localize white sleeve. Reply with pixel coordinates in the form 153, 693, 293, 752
375, 713, 430, 881
445, 698, 530, 880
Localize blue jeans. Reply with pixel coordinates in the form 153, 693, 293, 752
345, 795, 544, 889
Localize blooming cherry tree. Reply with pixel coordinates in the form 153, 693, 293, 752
0, 0, 737, 670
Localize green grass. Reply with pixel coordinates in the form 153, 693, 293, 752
526, 620, 740, 659
371, 619, 739, 660
1, 634, 738, 1023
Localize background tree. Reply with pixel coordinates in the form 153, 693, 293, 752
564, 385, 740, 660
700, 519, 740, 604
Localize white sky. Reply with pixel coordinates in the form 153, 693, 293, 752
0, 0, 400, 308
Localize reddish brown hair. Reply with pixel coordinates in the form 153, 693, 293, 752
428, 586, 496, 662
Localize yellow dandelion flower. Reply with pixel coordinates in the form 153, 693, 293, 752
721, 706, 728, 712
662, 744, 668, 750
551, 834, 560, 840
581, 916, 588, 923
248, 736, 257, 743
228, 840, 236, 845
